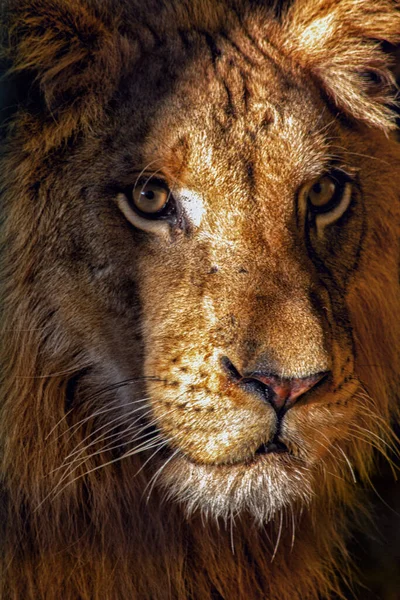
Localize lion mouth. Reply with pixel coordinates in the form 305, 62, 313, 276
145, 412, 292, 467
161, 436, 291, 469
255, 439, 289, 456
145, 409, 291, 468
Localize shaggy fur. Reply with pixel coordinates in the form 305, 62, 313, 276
0, 1, 399, 598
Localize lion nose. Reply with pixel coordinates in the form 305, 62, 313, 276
220, 356, 327, 413
246, 372, 327, 412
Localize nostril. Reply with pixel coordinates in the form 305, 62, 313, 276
220, 356, 329, 413
220, 356, 242, 382
239, 378, 275, 404
251, 371, 329, 412
220, 357, 277, 405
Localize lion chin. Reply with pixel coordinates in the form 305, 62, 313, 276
159, 451, 314, 525
1, 0, 400, 599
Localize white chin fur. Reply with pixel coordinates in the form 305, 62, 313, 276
157, 452, 314, 525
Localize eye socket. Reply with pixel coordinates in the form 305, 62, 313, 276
131, 179, 174, 218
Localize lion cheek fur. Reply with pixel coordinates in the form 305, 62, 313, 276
1, 1, 400, 599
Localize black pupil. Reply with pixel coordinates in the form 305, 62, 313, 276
143, 190, 155, 200
312, 182, 322, 194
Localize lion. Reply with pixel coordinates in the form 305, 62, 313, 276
0, 0, 399, 598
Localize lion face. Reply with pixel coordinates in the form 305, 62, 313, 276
37, 20, 393, 523
129, 58, 358, 518
3, 0, 400, 529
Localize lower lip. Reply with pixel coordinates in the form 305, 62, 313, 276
255, 441, 289, 456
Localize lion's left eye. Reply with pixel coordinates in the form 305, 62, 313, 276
307, 176, 338, 212
307, 173, 351, 213
301, 170, 354, 233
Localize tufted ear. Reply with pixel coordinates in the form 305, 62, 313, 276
2, 0, 130, 135
282, 0, 400, 130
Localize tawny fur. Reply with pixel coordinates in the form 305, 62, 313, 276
0, 1, 399, 599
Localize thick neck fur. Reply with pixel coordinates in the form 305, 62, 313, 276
2, 453, 358, 600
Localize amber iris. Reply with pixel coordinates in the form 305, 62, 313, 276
132, 182, 169, 214
308, 176, 337, 208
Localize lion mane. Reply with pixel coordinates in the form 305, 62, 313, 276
0, 1, 399, 599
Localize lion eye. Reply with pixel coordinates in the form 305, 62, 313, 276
307, 176, 337, 210
116, 177, 179, 237
301, 170, 354, 236
132, 182, 170, 215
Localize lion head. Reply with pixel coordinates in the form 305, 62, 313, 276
1, 0, 399, 598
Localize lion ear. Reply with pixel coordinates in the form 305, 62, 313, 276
4, 0, 129, 126
282, 0, 400, 130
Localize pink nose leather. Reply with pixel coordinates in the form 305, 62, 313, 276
250, 373, 326, 411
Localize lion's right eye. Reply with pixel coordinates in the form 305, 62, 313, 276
132, 181, 170, 215
116, 177, 179, 237
128, 179, 177, 220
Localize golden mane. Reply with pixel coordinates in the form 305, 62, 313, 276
0, 1, 399, 598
